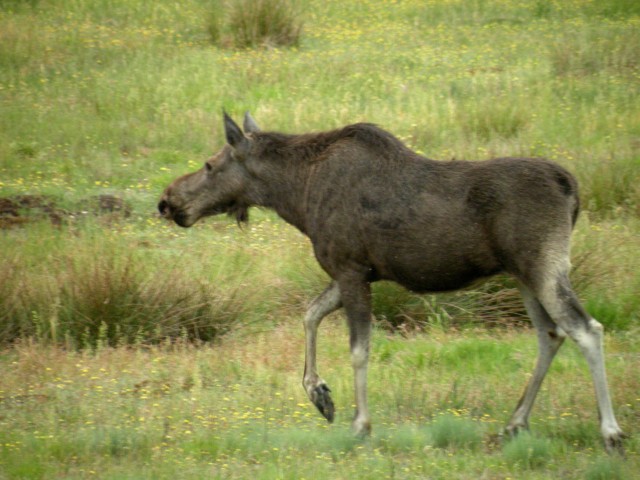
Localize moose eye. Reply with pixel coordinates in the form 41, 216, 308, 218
205, 162, 213, 172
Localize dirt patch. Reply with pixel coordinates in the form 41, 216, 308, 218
0, 195, 64, 228
0, 194, 132, 229
83, 194, 132, 218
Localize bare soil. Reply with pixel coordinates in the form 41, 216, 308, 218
0, 194, 131, 229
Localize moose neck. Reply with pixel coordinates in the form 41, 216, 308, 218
246, 135, 314, 234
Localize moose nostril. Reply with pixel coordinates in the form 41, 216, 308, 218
158, 200, 169, 216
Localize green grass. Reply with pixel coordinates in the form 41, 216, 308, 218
585, 457, 627, 480
503, 432, 558, 470
1, 213, 638, 346
427, 414, 484, 451
1, 0, 639, 477
0, 326, 638, 478
0, 214, 322, 346
1, 0, 638, 214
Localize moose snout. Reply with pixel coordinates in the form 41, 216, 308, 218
158, 199, 170, 218
158, 197, 191, 227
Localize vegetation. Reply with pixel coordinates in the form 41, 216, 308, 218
207, 0, 303, 48
0, 0, 638, 477
1, 326, 638, 479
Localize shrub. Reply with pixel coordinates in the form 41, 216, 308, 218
371, 281, 427, 330
49, 252, 244, 348
208, 0, 303, 49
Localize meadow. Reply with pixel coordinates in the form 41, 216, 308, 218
1, 0, 639, 478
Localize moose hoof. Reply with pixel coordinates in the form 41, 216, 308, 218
311, 384, 335, 423
505, 422, 529, 439
352, 417, 372, 439
604, 431, 627, 457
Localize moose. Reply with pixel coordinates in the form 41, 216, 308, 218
159, 112, 625, 453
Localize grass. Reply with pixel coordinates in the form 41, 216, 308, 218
207, 0, 303, 49
1, 213, 638, 346
0, 221, 250, 347
0, 325, 638, 478
1, 0, 639, 477
1, 0, 638, 215
427, 414, 483, 451
0, 214, 322, 347
502, 432, 557, 470
585, 457, 626, 480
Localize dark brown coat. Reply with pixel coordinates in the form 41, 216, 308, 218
159, 113, 623, 453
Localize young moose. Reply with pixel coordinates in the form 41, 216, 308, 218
159, 112, 625, 453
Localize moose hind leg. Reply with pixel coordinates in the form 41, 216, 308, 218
303, 282, 342, 423
537, 273, 625, 454
506, 285, 566, 438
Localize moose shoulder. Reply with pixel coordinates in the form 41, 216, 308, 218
159, 112, 625, 454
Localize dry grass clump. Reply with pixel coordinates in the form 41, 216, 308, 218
207, 0, 303, 49
372, 277, 528, 333
0, 239, 247, 348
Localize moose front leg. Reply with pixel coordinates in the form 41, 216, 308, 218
339, 276, 373, 437
303, 282, 342, 422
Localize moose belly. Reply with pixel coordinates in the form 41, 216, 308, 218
368, 235, 502, 293
379, 259, 501, 293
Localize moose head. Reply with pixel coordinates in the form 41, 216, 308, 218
158, 112, 261, 227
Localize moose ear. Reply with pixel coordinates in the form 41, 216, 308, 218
223, 111, 249, 152
243, 111, 260, 134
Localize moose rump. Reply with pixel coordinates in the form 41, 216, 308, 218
158, 112, 625, 454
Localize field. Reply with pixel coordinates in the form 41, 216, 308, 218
1, 0, 639, 478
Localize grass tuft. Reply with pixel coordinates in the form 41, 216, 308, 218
208, 0, 303, 49
459, 100, 529, 141
580, 156, 640, 216
502, 433, 556, 470
585, 457, 626, 480
0, 225, 248, 348
427, 414, 483, 451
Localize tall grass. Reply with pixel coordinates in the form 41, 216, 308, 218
0, 222, 251, 347
1, 213, 638, 347
550, 27, 640, 77
207, 0, 303, 48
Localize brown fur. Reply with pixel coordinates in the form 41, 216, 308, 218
158, 114, 624, 453
160, 120, 579, 293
